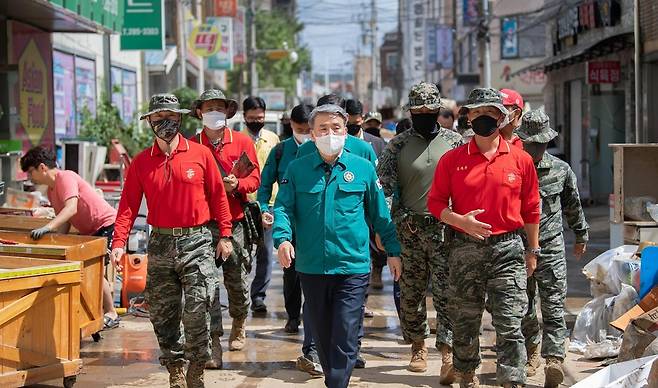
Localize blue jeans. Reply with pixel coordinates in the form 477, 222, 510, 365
250, 228, 273, 303
299, 272, 369, 388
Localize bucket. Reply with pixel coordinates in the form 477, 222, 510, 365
121, 254, 148, 308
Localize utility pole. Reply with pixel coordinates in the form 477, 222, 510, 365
481, 0, 491, 88
247, 0, 258, 96
370, 0, 377, 110
178, 1, 188, 87
197, 0, 204, 93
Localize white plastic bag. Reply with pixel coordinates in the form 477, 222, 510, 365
583, 245, 639, 296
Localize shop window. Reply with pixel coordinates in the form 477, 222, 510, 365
110, 66, 138, 124
75, 56, 97, 123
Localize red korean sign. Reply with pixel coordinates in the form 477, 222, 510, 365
214, 0, 237, 17
587, 61, 621, 84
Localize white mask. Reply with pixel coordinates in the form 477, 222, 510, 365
202, 111, 226, 130
293, 132, 311, 144
498, 113, 510, 130
315, 134, 346, 156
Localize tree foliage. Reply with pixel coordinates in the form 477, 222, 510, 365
171, 86, 201, 138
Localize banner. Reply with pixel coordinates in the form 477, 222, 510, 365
189, 24, 221, 57
463, 0, 480, 26
53, 50, 76, 138
257, 89, 286, 111
501, 17, 519, 59
233, 7, 246, 65
436, 25, 453, 69
121, 0, 164, 50
207, 17, 233, 70
214, 0, 237, 17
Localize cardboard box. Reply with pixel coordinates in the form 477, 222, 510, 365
611, 286, 658, 331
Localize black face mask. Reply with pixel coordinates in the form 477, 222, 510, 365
150, 119, 180, 144
524, 142, 549, 163
282, 123, 292, 137
471, 115, 499, 137
245, 121, 265, 134
411, 113, 440, 141
364, 126, 381, 138
346, 123, 362, 136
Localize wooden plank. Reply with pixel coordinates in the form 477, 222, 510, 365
69, 284, 80, 360
0, 344, 60, 367
0, 286, 63, 329
0, 272, 80, 293
0, 215, 79, 233
0, 359, 82, 386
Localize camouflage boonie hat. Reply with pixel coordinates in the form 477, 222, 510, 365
458, 88, 509, 116
363, 111, 383, 124
403, 82, 442, 111
189, 89, 239, 120
140, 94, 190, 120
517, 108, 558, 144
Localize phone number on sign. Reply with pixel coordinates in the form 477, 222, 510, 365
122, 27, 160, 36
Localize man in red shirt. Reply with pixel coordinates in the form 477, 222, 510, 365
110, 94, 233, 388
189, 89, 261, 366
499, 88, 525, 148
427, 88, 540, 388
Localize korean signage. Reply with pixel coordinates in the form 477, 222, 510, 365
10, 21, 54, 150
426, 22, 438, 70
501, 17, 518, 59
257, 89, 286, 111
587, 61, 621, 84
463, 0, 480, 26
48, 0, 124, 32
120, 0, 164, 50
207, 17, 233, 70
233, 7, 247, 65
214, 0, 237, 17
557, 0, 621, 40
189, 24, 221, 57
401, 0, 426, 91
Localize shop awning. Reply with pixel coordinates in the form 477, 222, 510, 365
511, 28, 634, 77
0, 0, 121, 33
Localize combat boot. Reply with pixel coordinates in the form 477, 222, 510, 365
186, 362, 205, 388
166, 361, 187, 388
371, 266, 383, 289
205, 333, 222, 369
229, 317, 246, 351
439, 344, 456, 385
408, 341, 428, 372
458, 372, 480, 388
525, 344, 541, 377
544, 357, 564, 388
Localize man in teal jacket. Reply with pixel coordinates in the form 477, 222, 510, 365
273, 104, 401, 388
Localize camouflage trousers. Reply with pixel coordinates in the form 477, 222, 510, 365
396, 217, 452, 348
521, 233, 567, 359
448, 232, 528, 385
146, 228, 217, 366
207, 220, 251, 337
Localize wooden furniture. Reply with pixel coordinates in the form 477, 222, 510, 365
0, 256, 82, 387
0, 231, 107, 341
0, 215, 79, 234
611, 144, 658, 244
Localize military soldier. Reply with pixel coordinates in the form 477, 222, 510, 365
189, 89, 261, 365
273, 104, 401, 388
377, 82, 462, 382
428, 88, 541, 388
517, 109, 589, 388
111, 94, 234, 388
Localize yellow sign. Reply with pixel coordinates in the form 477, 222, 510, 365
189, 24, 221, 57
18, 39, 48, 143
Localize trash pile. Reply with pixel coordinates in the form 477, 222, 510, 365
571, 243, 658, 387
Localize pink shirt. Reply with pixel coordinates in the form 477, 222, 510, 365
48, 170, 117, 235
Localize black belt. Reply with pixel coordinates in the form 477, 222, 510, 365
449, 228, 521, 244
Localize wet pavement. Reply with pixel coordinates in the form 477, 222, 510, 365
36, 206, 611, 387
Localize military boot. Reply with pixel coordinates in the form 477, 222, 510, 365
458, 372, 480, 388
526, 344, 541, 377
186, 362, 205, 388
166, 361, 187, 388
205, 333, 223, 369
228, 317, 246, 351
439, 344, 456, 385
408, 341, 428, 372
544, 357, 565, 388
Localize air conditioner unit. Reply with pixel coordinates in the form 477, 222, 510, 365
62, 141, 107, 185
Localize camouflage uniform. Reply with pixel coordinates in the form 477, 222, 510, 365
517, 110, 589, 360
377, 82, 462, 350
146, 228, 218, 366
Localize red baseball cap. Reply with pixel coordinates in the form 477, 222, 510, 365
499, 89, 524, 110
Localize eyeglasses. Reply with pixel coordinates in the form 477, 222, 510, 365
313, 125, 346, 136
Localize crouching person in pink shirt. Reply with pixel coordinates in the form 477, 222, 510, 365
21, 146, 121, 329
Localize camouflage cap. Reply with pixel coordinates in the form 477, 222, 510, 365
363, 111, 382, 124
140, 94, 190, 120
458, 88, 509, 116
403, 82, 442, 111
189, 89, 239, 120
516, 108, 558, 144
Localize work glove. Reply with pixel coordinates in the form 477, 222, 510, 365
30, 226, 51, 240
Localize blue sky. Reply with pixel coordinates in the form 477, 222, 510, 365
297, 0, 399, 74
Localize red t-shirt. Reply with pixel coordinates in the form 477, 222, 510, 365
510, 136, 523, 149
190, 129, 260, 221
427, 136, 540, 235
112, 135, 233, 249
48, 170, 116, 235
